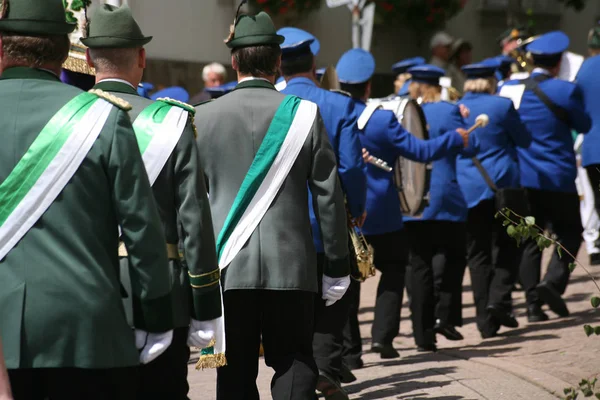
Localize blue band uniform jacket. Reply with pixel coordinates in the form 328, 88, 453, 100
503, 70, 591, 193
282, 77, 367, 253
575, 55, 600, 168
457, 92, 532, 208
352, 99, 466, 235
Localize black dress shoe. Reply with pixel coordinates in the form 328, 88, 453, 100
371, 342, 400, 359
590, 253, 600, 266
487, 304, 519, 328
527, 303, 549, 322
338, 362, 357, 384
343, 357, 364, 370
536, 282, 569, 317
435, 323, 464, 341
417, 343, 437, 352
317, 372, 349, 400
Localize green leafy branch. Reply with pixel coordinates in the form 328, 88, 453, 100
495, 208, 600, 337
561, 377, 600, 400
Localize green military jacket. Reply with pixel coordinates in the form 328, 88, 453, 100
92, 80, 221, 326
195, 79, 349, 293
0, 68, 172, 369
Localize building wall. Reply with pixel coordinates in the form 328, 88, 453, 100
129, 0, 599, 98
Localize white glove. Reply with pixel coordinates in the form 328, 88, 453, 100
134, 329, 173, 365
187, 318, 220, 348
322, 275, 350, 307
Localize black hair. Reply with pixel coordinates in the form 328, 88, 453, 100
340, 81, 370, 100
232, 44, 281, 77
280, 47, 314, 76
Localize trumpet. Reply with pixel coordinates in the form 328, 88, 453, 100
509, 35, 540, 73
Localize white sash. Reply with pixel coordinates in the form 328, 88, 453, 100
0, 99, 113, 260
137, 106, 188, 186
218, 99, 317, 270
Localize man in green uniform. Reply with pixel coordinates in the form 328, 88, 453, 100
195, 10, 351, 399
0, 0, 174, 398
84, 4, 222, 399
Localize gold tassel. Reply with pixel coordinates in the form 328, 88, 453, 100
195, 353, 227, 370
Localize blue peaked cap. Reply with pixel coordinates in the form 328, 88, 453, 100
336, 48, 376, 84
205, 81, 237, 97
461, 58, 502, 79
407, 64, 445, 85
278, 27, 320, 56
391, 57, 425, 74
526, 31, 569, 56
151, 86, 190, 103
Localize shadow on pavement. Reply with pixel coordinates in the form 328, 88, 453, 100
344, 367, 456, 398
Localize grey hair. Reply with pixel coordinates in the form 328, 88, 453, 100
202, 62, 227, 81
463, 77, 497, 95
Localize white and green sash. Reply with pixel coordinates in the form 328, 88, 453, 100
0, 92, 113, 260
198, 95, 317, 365
132, 101, 189, 186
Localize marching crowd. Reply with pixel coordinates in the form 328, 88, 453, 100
0, 0, 599, 400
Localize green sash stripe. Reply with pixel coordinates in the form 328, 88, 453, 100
132, 101, 173, 154
215, 95, 301, 262
0, 92, 100, 225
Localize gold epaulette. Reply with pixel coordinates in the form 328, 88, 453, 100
89, 89, 132, 111
157, 97, 196, 115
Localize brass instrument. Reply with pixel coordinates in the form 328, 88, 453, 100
347, 212, 376, 282
508, 34, 540, 73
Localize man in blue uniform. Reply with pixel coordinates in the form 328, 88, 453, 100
501, 31, 591, 320
278, 27, 367, 400
391, 57, 425, 97
577, 25, 600, 266
336, 50, 472, 356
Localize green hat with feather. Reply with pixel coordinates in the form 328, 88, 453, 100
0, 0, 76, 35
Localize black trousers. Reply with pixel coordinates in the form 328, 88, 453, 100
313, 253, 352, 378
405, 221, 466, 347
342, 278, 362, 365
137, 326, 190, 400
9, 367, 138, 400
366, 230, 408, 345
467, 199, 520, 334
216, 289, 317, 400
586, 165, 600, 248
519, 188, 582, 305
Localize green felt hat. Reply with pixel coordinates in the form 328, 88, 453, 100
226, 11, 284, 49
81, 4, 152, 49
497, 26, 531, 45
588, 26, 600, 49
0, 0, 75, 36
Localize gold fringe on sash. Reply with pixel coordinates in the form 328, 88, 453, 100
194, 339, 227, 370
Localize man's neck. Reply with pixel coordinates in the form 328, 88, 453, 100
95, 73, 138, 88
284, 72, 316, 84
237, 73, 275, 84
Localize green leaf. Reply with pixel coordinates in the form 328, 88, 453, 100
584, 325, 594, 337
594, 326, 600, 335
503, 219, 510, 226
494, 211, 501, 219
591, 297, 600, 308
507, 225, 517, 238
505, 209, 512, 218
70, 0, 84, 10
595, 393, 600, 399
557, 246, 563, 258
525, 216, 535, 226
566, 388, 574, 395
65, 10, 77, 24
569, 263, 577, 272
583, 389, 593, 397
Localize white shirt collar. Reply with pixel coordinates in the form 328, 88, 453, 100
98, 78, 137, 89
238, 77, 271, 84
532, 67, 552, 76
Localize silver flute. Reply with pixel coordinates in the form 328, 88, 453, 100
368, 157, 392, 172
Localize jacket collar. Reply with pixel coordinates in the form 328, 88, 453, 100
285, 77, 317, 88
93, 80, 139, 96
0, 67, 60, 82
234, 78, 275, 91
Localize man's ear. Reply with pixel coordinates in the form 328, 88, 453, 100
139, 48, 146, 69
85, 47, 94, 68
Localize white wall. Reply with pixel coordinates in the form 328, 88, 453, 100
129, 0, 600, 68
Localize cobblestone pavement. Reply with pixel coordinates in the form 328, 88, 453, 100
188, 245, 600, 399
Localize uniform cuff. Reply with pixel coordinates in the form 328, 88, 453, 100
132, 293, 174, 333
192, 285, 222, 321
188, 268, 220, 290
451, 131, 464, 148
324, 255, 350, 278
